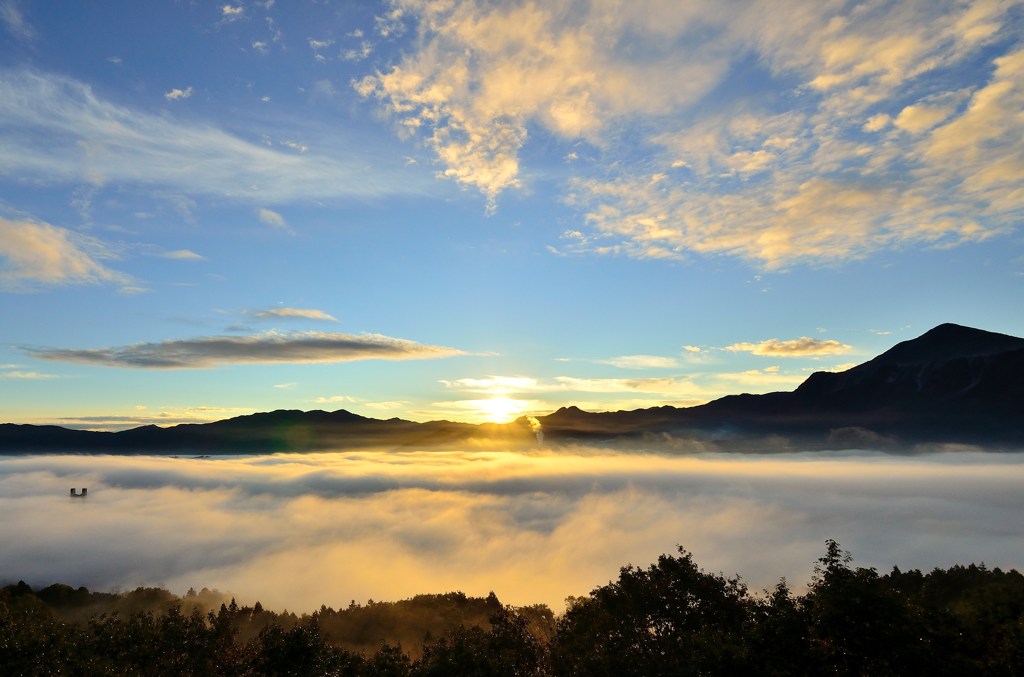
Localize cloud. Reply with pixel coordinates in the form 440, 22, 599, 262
343, 41, 373, 62
356, 0, 727, 212
715, 369, 805, 389
157, 249, 205, 261
0, 0, 34, 40
441, 376, 548, 394
724, 337, 853, 357
222, 5, 243, 19
364, 400, 410, 411
308, 38, 334, 62
0, 370, 58, 380
439, 368, 823, 406
361, 1, 1021, 265
257, 208, 288, 229
599, 355, 681, 369
551, 376, 708, 395
0, 69, 424, 204
0, 217, 133, 291
164, 86, 193, 101
27, 331, 466, 369
252, 307, 338, 322
314, 395, 359, 404
41, 407, 254, 432
442, 374, 710, 397
1, 450, 1021, 613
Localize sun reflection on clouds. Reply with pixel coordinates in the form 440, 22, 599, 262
1, 449, 1021, 614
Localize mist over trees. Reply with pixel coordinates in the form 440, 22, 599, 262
3, 541, 1023, 675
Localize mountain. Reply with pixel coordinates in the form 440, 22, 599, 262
0, 408, 521, 454
530, 323, 1024, 448
2, 324, 1023, 453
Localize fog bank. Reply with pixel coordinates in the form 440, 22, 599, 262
1, 449, 1021, 612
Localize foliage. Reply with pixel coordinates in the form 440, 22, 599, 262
2, 542, 1023, 675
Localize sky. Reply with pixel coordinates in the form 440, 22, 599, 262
1, 0, 1023, 429
3, 450, 1023, 611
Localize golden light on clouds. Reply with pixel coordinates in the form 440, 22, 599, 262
2, 450, 1022, 613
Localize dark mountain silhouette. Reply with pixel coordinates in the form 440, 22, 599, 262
3, 323, 1022, 453
528, 323, 1024, 449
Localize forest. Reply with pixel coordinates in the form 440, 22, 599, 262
2, 541, 1022, 676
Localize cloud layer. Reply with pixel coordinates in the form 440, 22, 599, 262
1, 449, 1021, 613
28, 332, 465, 368
361, 0, 1022, 266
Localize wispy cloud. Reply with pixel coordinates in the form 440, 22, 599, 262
442, 374, 714, 398
440, 376, 548, 394
314, 395, 359, 404
28, 331, 466, 369
0, 370, 58, 380
0, 217, 133, 291
556, 375, 716, 396
716, 368, 805, 389
157, 249, 205, 261
724, 337, 852, 357
0, 0, 34, 41
599, 355, 680, 369
45, 407, 254, 431
252, 307, 338, 322
0, 69, 424, 204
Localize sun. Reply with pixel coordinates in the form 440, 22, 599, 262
475, 397, 528, 424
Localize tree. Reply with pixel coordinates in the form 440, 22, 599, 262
552, 547, 751, 676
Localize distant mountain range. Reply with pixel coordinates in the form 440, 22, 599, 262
3, 323, 1022, 454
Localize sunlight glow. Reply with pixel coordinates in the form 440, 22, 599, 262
474, 397, 529, 423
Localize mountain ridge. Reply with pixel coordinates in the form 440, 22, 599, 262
3, 323, 1023, 453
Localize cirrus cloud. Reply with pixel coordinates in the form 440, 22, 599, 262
26, 331, 466, 369
0, 69, 426, 205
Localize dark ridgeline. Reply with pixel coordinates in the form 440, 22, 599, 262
539, 322, 1024, 449
2, 323, 1023, 453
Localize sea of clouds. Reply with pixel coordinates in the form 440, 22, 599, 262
1, 448, 1022, 612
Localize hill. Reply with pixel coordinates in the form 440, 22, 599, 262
2, 323, 1022, 453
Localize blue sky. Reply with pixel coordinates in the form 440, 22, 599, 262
1, 0, 1022, 429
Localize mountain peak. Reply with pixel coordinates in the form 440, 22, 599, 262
543, 405, 589, 422
873, 323, 1024, 365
